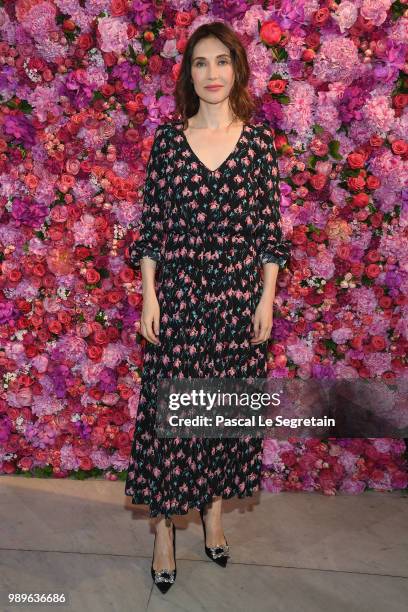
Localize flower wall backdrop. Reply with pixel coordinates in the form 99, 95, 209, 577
0, 0, 407, 495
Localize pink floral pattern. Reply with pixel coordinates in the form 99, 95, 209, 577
124, 121, 291, 517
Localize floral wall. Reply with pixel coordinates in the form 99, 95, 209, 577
0, 0, 407, 495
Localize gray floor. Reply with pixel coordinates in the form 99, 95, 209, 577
0, 475, 407, 612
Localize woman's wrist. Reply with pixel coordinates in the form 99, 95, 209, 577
260, 288, 275, 304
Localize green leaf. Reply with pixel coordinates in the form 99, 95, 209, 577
96, 267, 110, 279
312, 124, 324, 134
278, 94, 290, 105
19, 100, 33, 114
329, 140, 343, 160
128, 44, 137, 63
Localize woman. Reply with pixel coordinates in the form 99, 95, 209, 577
125, 21, 290, 592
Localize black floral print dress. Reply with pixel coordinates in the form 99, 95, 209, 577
125, 120, 290, 518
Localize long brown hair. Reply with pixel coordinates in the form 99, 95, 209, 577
174, 21, 256, 129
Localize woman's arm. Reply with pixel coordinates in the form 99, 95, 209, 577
128, 124, 167, 280
255, 123, 290, 300
128, 125, 167, 344
251, 124, 290, 344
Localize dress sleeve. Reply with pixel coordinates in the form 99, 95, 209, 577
128, 125, 167, 270
254, 123, 291, 270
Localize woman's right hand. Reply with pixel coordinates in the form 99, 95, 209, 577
140, 288, 160, 345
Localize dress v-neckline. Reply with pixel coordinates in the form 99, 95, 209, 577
177, 122, 247, 174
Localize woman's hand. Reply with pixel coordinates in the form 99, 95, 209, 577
140, 288, 160, 345
250, 295, 274, 345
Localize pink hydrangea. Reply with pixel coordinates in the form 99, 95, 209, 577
331, 327, 354, 344
286, 339, 314, 365
362, 93, 396, 134
281, 80, 316, 139
363, 352, 392, 376
98, 16, 129, 54
360, 0, 393, 27
20, 1, 57, 42
72, 213, 98, 246
350, 287, 378, 314
332, 1, 358, 33
313, 36, 360, 83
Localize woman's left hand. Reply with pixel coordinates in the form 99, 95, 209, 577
250, 295, 274, 345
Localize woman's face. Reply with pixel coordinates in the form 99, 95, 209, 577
190, 36, 236, 107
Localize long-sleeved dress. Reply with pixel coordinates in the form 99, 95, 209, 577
124, 120, 290, 518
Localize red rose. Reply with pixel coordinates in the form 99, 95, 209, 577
350, 335, 364, 350
312, 7, 330, 26
107, 290, 122, 304
94, 329, 109, 345
80, 457, 93, 471
292, 226, 308, 246
347, 152, 365, 169
310, 173, 326, 190
379, 296, 392, 309
350, 262, 364, 277
2, 462, 16, 474
58, 311, 71, 325
260, 21, 282, 46
25, 345, 39, 358
393, 93, 408, 109
32, 263, 46, 277
127, 23, 137, 39
305, 32, 320, 49
103, 52, 117, 67
366, 249, 380, 263
275, 133, 287, 150
87, 345, 103, 361
8, 269, 22, 283
149, 54, 163, 74
268, 78, 287, 95
302, 48, 315, 62
366, 175, 381, 189
173, 61, 182, 81
77, 33, 93, 51
175, 11, 192, 27
352, 192, 369, 207
175, 36, 188, 54
391, 140, 407, 156
306, 241, 319, 256
111, 0, 126, 16
85, 269, 100, 284
369, 212, 383, 228
19, 456, 33, 471
101, 83, 115, 97
293, 171, 310, 186
371, 335, 386, 350
365, 263, 381, 278
348, 175, 366, 191
48, 320, 63, 335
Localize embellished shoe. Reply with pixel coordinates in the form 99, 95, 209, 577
150, 521, 177, 594
199, 506, 230, 567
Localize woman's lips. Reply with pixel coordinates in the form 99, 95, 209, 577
205, 85, 222, 90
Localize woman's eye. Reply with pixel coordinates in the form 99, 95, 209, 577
195, 60, 229, 67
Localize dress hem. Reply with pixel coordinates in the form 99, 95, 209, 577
125, 482, 261, 519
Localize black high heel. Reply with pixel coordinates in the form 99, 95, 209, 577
199, 506, 230, 567
150, 521, 176, 593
